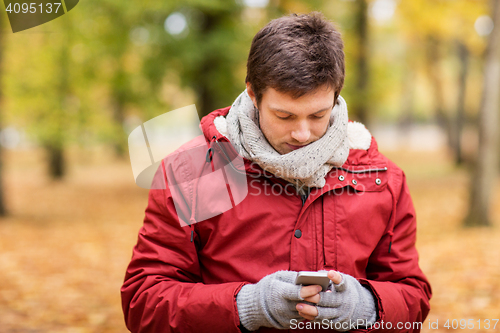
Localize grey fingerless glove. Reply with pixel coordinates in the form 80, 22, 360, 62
314, 272, 377, 331
236, 270, 304, 331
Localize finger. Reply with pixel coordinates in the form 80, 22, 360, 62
300, 285, 322, 299
299, 312, 316, 321
328, 270, 342, 285
297, 303, 318, 321
316, 305, 341, 321
303, 293, 320, 303
275, 270, 299, 284
317, 290, 342, 307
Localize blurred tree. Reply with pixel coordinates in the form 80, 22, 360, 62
46, 16, 71, 179
66, 0, 145, 158
90, 0, 144, 157
397, 0, 489, 160
3, 1, 253, 180
452, 40, 469, 165
191, 8, 241, 117
424, 36, 451, 145
352, 0, 369, 125
465, 0, 500, 227
3, 15, 79, 179
138, 1, 248, 119
398, 63, 416, 132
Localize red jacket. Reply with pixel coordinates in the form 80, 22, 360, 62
121, 107, 432, 333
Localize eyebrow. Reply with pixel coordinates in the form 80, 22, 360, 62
270, 105, 334, 116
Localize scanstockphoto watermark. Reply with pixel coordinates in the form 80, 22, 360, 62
247, 160, 385, 197
248, 177, 367, 197
290, 319, 423, 331
428, 318, 499, 330
249, 161, 386, 182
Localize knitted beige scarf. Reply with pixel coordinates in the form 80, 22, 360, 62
224, 90, 349, 191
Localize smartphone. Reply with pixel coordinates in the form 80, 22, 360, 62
295, 271, 331, 292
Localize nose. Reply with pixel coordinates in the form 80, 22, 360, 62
290, 121, 311, 143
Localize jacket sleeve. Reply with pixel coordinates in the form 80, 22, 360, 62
358, 169, 432, 332
121, 163, 247, 333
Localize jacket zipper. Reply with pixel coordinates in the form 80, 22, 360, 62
301, 188, 310, 206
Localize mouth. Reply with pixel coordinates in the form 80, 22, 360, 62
286, 143, 311, 150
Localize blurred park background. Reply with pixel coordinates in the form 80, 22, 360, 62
1, 0, 500, 332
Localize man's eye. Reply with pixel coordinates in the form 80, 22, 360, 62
276, 114, 291, 119
313, 113, 327, 119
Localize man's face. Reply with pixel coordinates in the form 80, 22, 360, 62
247, 83, 335, 155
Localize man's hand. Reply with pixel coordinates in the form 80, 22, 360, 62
296, 270, 378, 331
236, 271, 322, 331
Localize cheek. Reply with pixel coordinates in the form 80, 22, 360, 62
260, 115, 286, 140
270, 124, 292, 142
314, 119, 330, 137
264, 125, 287, 143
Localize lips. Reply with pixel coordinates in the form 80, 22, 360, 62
286, 143, 310, 150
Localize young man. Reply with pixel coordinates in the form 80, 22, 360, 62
121, 12, 431, 332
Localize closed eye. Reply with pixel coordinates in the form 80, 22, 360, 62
312, 111, 328, 119
275, 112, 292, 120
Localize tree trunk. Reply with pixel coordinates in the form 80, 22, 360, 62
197, 11, 222, 119
425, 36, 452, 148
111, 68, 128, 158
398, 66, 416, 133
46, 20, 70, 179
353, 0, 369, 125
47, 143, 65, 179
464, 0, 500, 227
452, 41, 469, 165
113, 104, 126, 157
112, 94, 126, 157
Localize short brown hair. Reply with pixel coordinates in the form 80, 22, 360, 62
246, 12, 345, 106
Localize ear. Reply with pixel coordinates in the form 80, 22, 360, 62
246, 82, 259, 109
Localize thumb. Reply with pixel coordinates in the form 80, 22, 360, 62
328, 270, 343, 285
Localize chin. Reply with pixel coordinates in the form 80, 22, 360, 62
279, 147, 293, 155
272, 145, 289, 155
